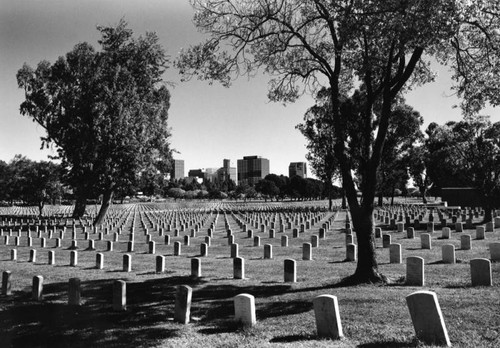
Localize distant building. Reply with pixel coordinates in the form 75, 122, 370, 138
171, 159, 185, 179
188, 168, 219, 182
237, 155, 270, 186
289, 162, 307, 178
217, 159, 237, 183
188, 169, 204, 180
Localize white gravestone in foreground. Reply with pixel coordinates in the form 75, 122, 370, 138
313, 295, 343, 339
234, 293, 256, 327
406, 290, 450, 346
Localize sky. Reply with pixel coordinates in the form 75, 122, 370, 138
1, 0, 499, 178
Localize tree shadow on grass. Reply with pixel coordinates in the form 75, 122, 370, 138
357, 339, 419, 347
0, 275, 209, 348
269, 333, 316, 343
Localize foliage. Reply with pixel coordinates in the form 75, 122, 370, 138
167, 187, 186, 200
425, 117, 500, 221
376, 104, 424, 205
255, 179, 280, 201
17, 19, 173, 224
407, 144, 433, 203
0, 155, 64, 214
177, 0, 500, 283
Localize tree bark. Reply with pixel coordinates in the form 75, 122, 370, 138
72, 190, 87, 218
93, 189, 113, 226
351, 206, 384, 282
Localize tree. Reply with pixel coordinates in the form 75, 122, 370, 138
297, 88, 339, 210
177, 0, 500, 283
22, 160, 64, 216
264, 174, 289, 200
426, 118, 500, 222
256, 179, 280, 201
17, 20, 173, 225
376, 104, 424, 206
167, 187, 185, 200
407, 145, 433, 204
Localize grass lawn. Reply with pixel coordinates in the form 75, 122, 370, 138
0, 201, 499, 347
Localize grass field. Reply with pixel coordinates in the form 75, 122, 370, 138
0, 201, 499, 347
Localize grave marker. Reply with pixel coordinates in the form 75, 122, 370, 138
123, 254, 132, 272
113, 280, 126, 311
313, 295, 343, 339
234, 294, 256, 327
234, 257, 244, 279
284, 258, 296, 283
68, 278, 81, 306
442, 245, 455, 264
490, 242, 500, 261
389, 243, 402, 264
156, 255, 165, 273
406, 291, 450, 346
406, 257, 425, 286
191, 258, 201, 278
96, 253, 104, 269
174, 285, 192, 324
2, 271, 12, 295
470, 258, 492, 286
303, 243, 312, 260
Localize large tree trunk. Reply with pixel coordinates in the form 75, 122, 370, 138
350, 206, 384, 283
72, 189, 87, 218
93, 189, 113, 226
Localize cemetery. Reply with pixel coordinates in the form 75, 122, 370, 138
0, 200, 499, 347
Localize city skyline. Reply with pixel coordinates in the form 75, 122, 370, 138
1, 0, 499, 178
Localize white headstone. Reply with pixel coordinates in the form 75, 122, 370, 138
421, 233, 431, 249
234, 293, 256, 327
489, 242, 500, 261
389, 243, 402, 264
406, 256, 425, 286
313, 295, 343, 339
406, 291, 450, 346
113, 280, 126, 311
470, 258, 492, 286
32, 275, 43, 301
174, 285, 192, 324
234, 257, 245, 279
442, 244, 455, 264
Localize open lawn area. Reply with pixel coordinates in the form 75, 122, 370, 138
1, 201, 499, 347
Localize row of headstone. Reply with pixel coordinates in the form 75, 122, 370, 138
233, 291, 450, 346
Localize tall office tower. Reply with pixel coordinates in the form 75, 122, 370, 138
289, 162, 307, 178
237, 155, 270, 186
220, 159, 237, 182
171, 159, 185, 179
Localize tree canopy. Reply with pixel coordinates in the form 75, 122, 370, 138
177, 0, 500, 283
425, 118, 500, 221
17, 20, 173, 225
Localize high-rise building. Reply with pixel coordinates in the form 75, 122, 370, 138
218, 159, 237, 183
237, 155, 270, 186
289, 162, 307, 178
171, 159, 185, 179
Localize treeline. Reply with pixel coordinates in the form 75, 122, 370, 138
150, 174, 339, 202
0, 155, 337, 215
